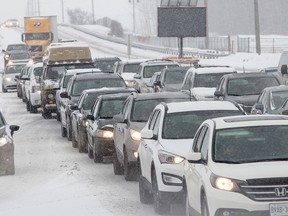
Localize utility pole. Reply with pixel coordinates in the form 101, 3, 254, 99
129, 0, 139, 34
61, 0, 64, 23
254, 0, 261, 55
204, 0, 209, 49
91, 0, 95, 24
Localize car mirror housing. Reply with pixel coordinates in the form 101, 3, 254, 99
60, 92, 69, 98
186, 152, 201, 162
70, 105, 79, 111
281, 64, 288, 75
134, 74, 141, 79
214, 90, 224, 97
86, 114, 95, 121
141, 129, 154, 139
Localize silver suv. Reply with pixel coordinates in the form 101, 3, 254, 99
133, 59, 179, 93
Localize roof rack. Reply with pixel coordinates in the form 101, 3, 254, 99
144, 59, 174, 63
162, 56, 199, 66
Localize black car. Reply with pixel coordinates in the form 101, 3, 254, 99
0, 111, 19, 175
214, 72, 280, 113
86, 93, 133, 163
60, 72, 127, 141
70, 87, 136, 153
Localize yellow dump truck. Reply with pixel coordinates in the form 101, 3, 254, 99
21, 16, 58, 61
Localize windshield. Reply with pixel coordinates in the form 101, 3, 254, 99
5, 65, 26, 74
98, 99, 126, 119
194, 73, 229, 88
227, 77, 279, 96
10, 52, 31, 59
123, 63, 141, 73
72, 79, 125, 96
63, 75, 73, 88
164, 70, 187, 84
131, 97, 188, 122
271, 91, 288, 109
45, 66, 66, 80
25, 33, 50, 40
33, 67, 43, 77
94, 60, 119, 72
163, 110, 243, 139
214, 125, 288, 163
143, 64, 179, 78
7, 44, 27, 51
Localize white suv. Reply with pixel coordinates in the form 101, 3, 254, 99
138, 101, 245, 214
184, 115, 288, 216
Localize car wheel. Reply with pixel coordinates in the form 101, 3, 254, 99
87, 143, 93, 159
71, 130, 78, 148
123, 148, 137, 181
66, 117, 72, 141
56, 111, 61, 122
113, 151, 124, 175
152, 169, 170, 214
26, 101, 31, 111
93, 141, 102, 163
61, 125, 67, 137
6, 158, 15, 175
201, 194, 210, 216
2, 85, 7, 93
42, 108, 52, 119
30, 104, 38, 113
138, 161, 152, 204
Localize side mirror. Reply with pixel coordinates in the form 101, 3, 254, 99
254, 103, 264, 112
281, 65, 288, 75
214, 90, 224, 97
141, 129, 154, 139
282, 109, 288, 115
60, 92, 69, 98
153, 80, 161, 87
186, 152, 201, 163
10, 125, 20, 137
86, 114, 95, 121
15, 75, 20, 80
134, 74, 141, 79
70, 105, 79, 111
2, 49, 6, 53
113, 113, 127, 123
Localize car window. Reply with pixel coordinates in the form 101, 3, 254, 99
123, 63, 140, 73
98, 99, 126, 119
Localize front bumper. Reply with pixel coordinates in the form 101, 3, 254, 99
0, 143, 14, 172
94, 138, 114, 156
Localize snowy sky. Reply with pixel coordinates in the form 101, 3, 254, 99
0, 0, 132, 28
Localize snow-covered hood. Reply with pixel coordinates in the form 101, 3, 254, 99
121, 73, 135, 81
210, 161, 288, 180
159, 139, 194, 158
226, 95, 259, 106
191, 87, 216, 100
130, 121, 147, 132
43, 79, 60, 90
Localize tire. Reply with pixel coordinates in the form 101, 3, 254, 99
61, 125, 67, 137
87, 144, 93, 159
138, 161, 152, 204
2, 85, 7, 93
93, 140, 102, 163
71, 130, 78, 148
123, 148, 137, 181
26, 101, 31, 111
56, 111, 61, 121
113, 151, 124, 175
42, 108, 52, 119
66, 117, 72, 141
201, 194, 210, 216
6, 158, 15, 175
30, 104, 38, 113
152, 170, 170, 214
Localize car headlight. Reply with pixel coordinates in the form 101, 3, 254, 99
4, 77, 12, 82
96, 129, 113, 139
0, 135, 11, 147
28, 59, 34, 64
81, 119, 88, 128
158, 150, 184, 164
125, 80, 134, 86
130, 129, 141, 141
4, 54, 10, 60
210, 174, 242, 192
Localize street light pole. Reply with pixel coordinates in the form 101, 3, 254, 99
91, 0, 95, 24
254, 0, 261, 55
61, 0, 64, 23
129, 0, 139, 34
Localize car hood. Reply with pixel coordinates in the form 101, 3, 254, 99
162, 84, 182, 92
210, 161, 288, 180
130, 121, 147, 132
121, 73, 135, 81
159, 139, 194, 158
191, 87, 216, 100
226, 95, 259, 106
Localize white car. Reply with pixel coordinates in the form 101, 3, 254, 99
2, 63, 26, 93
138, 100, 245, 214
25, 62, 43, 113
184, 115, 288, 216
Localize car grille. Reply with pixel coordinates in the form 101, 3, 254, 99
30, 45, 42, 52
238, 177, 288, 201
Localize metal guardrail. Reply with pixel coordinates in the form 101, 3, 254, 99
59, 23, 230, 59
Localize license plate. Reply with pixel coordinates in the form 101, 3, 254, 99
270, 203, 288, 216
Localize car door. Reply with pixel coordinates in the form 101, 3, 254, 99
114, 98, 132, 162
186, 124, 210, 210
140, 109, 161, 182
